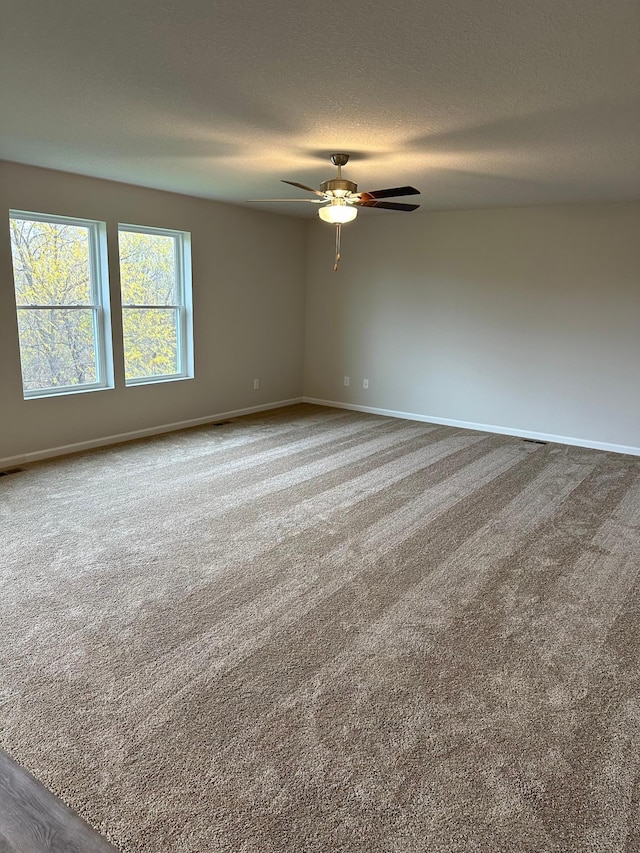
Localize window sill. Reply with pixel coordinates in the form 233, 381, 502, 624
124, 374, 194, 388
24, 383, 114, 401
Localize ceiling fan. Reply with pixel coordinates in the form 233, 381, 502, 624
250, 153, 420, 270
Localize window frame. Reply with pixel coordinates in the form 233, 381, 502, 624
9, 209, 114, 400
117, 223, 193, 387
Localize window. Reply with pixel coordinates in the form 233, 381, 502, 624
9, 211, 113, 399
118, 225, 193, 385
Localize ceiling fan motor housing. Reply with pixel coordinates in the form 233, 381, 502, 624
320, 178, 358, 196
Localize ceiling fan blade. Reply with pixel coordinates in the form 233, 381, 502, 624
247, 198, 325, 204
358, 186, 420, 200
248, 198, 324, 203
356, 200, 420, 211
281, 179, 326, 197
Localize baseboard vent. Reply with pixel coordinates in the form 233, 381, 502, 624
212, 420, 233, 427
523, 439, 548, 445
0, 467, 25, 477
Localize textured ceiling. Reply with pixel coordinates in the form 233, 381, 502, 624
1, 0, 639, 216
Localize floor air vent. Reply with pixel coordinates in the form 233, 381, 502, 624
212, 420, 232, 427
522, 439, 548, 445
0, 467, 25, 477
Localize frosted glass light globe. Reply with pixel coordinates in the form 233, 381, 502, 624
318, 201, 358, 224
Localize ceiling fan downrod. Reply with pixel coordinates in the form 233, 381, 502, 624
322, 153, 358, 197
330, 152, 350, 175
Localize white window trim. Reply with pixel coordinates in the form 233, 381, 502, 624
10, 210, 114, 400
118, 223, 193, 387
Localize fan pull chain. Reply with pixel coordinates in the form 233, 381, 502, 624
334, 223, 342, 271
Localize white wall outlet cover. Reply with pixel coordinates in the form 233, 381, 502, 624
253, 379, 260, 390
344, 376, 350, 386
363, 379, 369, 389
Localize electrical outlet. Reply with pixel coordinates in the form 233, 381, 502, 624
253, 378, 260, 390
343, 376, 350, 387
363, 379, 369, 389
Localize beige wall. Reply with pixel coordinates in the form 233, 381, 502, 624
2, 163, 638, 463
304, 202, 640, 452
0, 162, 306, 463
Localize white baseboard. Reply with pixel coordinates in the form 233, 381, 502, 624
303, 397, 640, 458
0, 398, 304, 468
5, 396, 638, 467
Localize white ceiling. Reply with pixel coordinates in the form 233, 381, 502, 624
1, 0, 639, 217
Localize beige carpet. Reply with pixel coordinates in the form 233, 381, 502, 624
1, 404, 639, 852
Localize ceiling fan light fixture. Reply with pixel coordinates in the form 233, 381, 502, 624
318, 199, 358, 224
251, 153, 420, 269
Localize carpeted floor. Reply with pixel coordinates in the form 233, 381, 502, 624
1, 403, 639, 852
